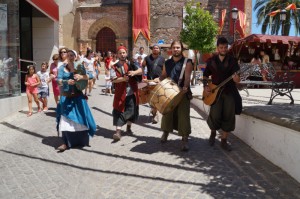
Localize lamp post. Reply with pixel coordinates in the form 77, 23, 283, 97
280, 9, 287, 36
231, 7, 238, 42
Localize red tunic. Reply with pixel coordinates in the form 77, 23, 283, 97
105, 57, 113, 70
112, 62, 139, 112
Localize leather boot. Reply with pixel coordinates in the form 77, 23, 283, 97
152, 113, 159, 124
181, 136, 189, 152
221, 138, 232, 151
160, 131, 169, 143
113, 130, 122, 141
209, 130, 216, 146
126, 125, 133, 135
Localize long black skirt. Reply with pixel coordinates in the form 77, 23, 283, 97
62, 130, 89, 148
112, 94, 139, 127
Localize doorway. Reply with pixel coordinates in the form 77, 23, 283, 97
96, 27, 116, 55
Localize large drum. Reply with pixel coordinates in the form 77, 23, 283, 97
138, 82, 149, 105
148, 78, 184, 115
138, 82, 157, 105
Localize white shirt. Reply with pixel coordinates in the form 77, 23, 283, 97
134, 53, 147, 61
37, 71, 49, 88
83, 57, 95, 72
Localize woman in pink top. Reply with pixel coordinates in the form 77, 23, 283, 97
25, 65, 41, 116
50, 54, 60, 104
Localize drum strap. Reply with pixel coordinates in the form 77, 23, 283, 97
178, 58, 187, 86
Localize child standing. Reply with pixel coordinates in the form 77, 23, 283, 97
104, 69, 112, 96
37, 62, 51, 112
25, 65, 41, 116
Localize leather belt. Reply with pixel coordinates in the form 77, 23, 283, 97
61, 92, 82, 98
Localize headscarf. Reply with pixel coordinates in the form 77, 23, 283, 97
71, 50, 78, 58
117, 46, 127, 52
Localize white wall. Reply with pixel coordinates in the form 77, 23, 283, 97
32, 18, 59, 70
0, 95, 28, 120
235, 115, 300, 183
191, 98, 300, 183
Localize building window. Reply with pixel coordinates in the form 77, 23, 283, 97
0, 1, 20, 98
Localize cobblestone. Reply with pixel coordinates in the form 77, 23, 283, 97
0, 76, 300, 198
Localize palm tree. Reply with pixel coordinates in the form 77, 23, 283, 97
254, 0, 300, 35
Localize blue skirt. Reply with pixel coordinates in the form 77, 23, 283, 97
56, 94, 96, 137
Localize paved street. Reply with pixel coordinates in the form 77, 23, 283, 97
1, 75, 300, 199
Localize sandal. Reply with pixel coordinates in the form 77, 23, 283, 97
27, 112, 32, 117
57, 144, 68, 152
38, 108, 42, 113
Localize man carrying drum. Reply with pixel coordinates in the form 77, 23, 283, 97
110, 46, 143, 142
142, 44, 165, 123
153, 40, 193, 151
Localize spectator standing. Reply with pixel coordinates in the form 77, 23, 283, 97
25, 65, 41, 116
50, 54, 60, 104
134, 47, 147, 62
83, 49, 95, 96
37, 62, 51, 112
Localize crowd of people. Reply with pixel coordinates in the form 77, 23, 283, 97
24, 37, 241, 153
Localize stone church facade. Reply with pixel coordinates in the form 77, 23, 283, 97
61, 0, 252, 56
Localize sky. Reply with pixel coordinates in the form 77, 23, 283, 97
251, 0, 297, 36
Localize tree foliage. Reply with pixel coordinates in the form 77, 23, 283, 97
254, 0, 300, 36
180, 1, 218, 53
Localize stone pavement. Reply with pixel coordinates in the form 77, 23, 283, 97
1, 76, 300, 199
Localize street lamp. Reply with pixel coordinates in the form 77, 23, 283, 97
231, 7, 238, 42
280, 9, 287, 35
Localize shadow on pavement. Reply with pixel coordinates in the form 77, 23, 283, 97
44, 111, 56, 118
1, 121, 45, 139
2, 120, 299, 198
94, 125, 114, 139
0, 121, 63, 149
0, 149, 207, 187
41, 136, 63, 149
92, 106, 112, 116
92, 106, 162, 131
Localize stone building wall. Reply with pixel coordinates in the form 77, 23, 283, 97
61, 0, 252, 55
148, 0, 252, 46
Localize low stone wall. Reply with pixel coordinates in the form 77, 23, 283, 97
191, 97, 300, 183
0, 95, 28, 120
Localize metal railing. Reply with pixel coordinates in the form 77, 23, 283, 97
18, 58, 37, 74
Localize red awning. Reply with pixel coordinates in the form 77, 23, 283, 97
230, 34, 300, 59
26, 0, 59, 21
239, 34, 300, 45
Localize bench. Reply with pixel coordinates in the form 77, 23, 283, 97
239, 63, 294, 105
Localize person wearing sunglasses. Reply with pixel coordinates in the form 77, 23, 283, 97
50, 54, 60, 104
58, 47, 69, 69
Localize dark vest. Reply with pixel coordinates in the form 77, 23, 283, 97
144, 54, 164, 80
165, 56, 192, 87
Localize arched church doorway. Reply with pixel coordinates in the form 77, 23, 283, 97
96, 27, 116, 54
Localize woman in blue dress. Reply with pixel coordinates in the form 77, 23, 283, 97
56, 50, 96, 152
